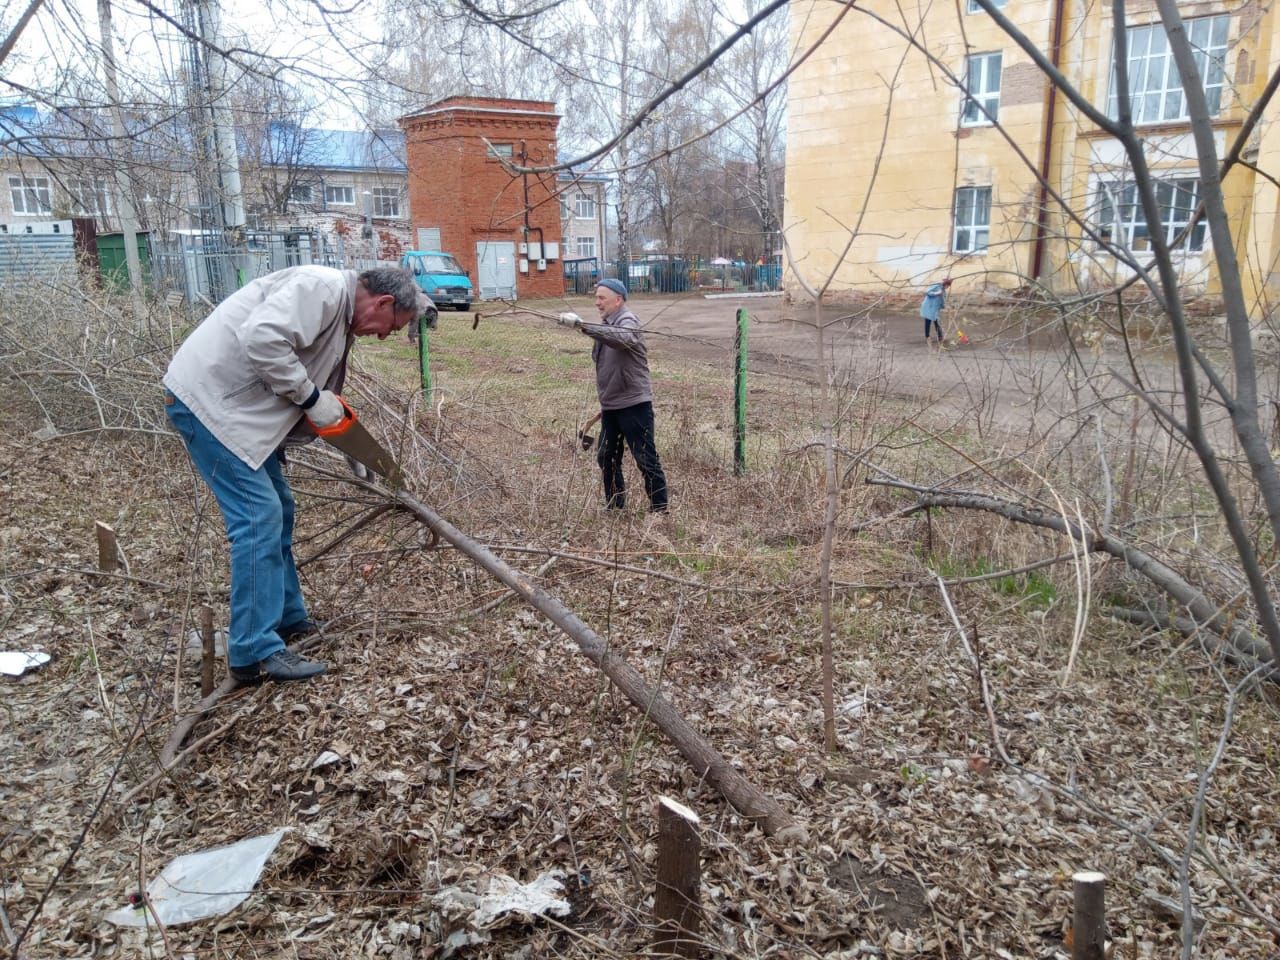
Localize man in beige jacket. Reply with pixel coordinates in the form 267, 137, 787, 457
164, 266, 430, 684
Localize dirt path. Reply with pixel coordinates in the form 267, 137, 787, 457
617, 292, 1108, 432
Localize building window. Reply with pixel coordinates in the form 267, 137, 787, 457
142, 184, 174, 204
1094, 177, 1206, 252
325, 184, 354, 205
560, 196, 570, 219
575, 235, 596, 258
487, 142, 513, 159
9, 176, 52, 216
574, 194, 596, 219
1109, 16, 1228, 124
65, 176, 113, 217
371, 187, 401, 217
961, 52, 1002, 126
953, 186, 991, 253
966, 0, 1007, 13
289, 183, 314, 204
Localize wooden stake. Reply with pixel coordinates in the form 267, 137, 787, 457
653, 796, 702, 957
95, 521, 119, 572
1071, 870, 1107, 960
199, 605, 215, 697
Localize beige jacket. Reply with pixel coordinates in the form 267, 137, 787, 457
163, 266, 357, 469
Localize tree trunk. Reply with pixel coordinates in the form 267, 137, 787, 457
868, 478, 1276, 670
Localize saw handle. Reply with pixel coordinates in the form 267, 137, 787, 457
308, 394, 357, 438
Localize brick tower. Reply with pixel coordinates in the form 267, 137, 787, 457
398, 97, 564, 300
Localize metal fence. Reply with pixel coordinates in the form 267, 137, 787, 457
607, 257, 781, 295
151, 229, 349, 304
0, 225, 76, 286
563, 257, 599, 295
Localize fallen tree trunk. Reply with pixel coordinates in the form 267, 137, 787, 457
394, 490, 804, 842
1104, 606, 1279, 681
867, 478, 1275, 671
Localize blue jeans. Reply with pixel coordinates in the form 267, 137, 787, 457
165, 392, 308, 669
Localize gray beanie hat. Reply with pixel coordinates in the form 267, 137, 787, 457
597, 278, 628, 299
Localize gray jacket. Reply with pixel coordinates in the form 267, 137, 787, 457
163, 266, 357, 469
582, 304, 653, 411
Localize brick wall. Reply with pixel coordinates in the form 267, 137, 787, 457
399, 97, 564, 299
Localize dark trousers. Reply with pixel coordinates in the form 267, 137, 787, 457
597, 401, 668, 511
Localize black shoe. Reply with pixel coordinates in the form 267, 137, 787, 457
279, 619, 319, 644
230, 648, 327, 685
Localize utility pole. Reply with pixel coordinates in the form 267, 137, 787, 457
95, 0, 145, 316
182, 0, 248, 299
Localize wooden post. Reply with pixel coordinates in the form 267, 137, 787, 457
1071, 871, 1107, 960
653, 796, 702, 957
417, 314, 432, 402
199, 605, 216, 697
95, 521, 119, 572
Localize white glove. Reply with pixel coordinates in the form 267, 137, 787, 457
307, 390, 345, 429
557, 312, 582, 328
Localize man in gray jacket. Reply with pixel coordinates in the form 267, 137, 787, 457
164, 265, 429, 684
561, 279, 669, 512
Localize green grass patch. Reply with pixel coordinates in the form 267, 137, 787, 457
927, 554, 1058, 607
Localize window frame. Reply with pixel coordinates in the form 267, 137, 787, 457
371, 187, 401, 218
966, 0, 1007, 14
9, 175, 52, 216
953, 185, 992, 254
575, 235, 597, 258
64, 175, 113, 217
487, 142, 514, 160
1108, 15, 1229, 124
288, 183, 314, 204
1092, 176, 1206, 253
961, 51, 1003, 127
574, 194, 596, 219
324, 184, 355, 206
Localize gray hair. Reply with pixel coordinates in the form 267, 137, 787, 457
359, 267, 421, 313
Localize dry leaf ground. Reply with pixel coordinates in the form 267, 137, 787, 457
1, 303, 1277, 959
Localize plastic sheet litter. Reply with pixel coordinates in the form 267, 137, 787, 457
184, 628, 228, 657
432, 870, 571, 931
0, 650, 51, 677
105, 829, 286, 927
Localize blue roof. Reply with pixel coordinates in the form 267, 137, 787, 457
554, 150, 609, 183
1, 105, 404, 173
256, 123, 406, 172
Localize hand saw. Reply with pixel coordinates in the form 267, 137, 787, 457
310, 396, 402, 486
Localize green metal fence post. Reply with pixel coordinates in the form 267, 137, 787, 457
734, 307, 748, 475
418, 315, 432, 401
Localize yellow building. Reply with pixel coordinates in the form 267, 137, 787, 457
784, 0, 1280, 315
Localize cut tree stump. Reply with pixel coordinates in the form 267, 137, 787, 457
1071, 870, 1107, 960
199, 605, 215, 697
653, 796, 702, 957
95, 521, 119, 572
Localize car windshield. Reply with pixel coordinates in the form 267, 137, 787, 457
413, 254, 464, 275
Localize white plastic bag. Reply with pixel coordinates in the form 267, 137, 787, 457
0, 651, 50, 677
105, 829, 286, 927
